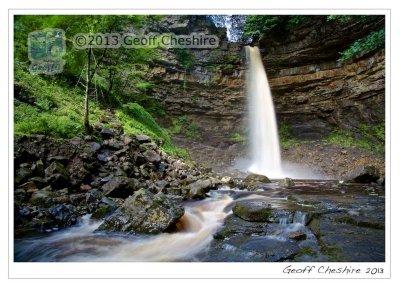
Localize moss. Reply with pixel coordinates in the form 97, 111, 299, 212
231, 132, 246, 143
325, 123, 385, 154
168, 115, 201, 140
339, 28, 385, 61
333, 216, 385, 230
296, 246, 318, 257
278, 122, 303, 149
116, 103, 189, 159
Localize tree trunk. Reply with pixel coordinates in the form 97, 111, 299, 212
84, 47, 92, 132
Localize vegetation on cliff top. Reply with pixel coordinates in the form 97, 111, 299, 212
14, 15, 187, 157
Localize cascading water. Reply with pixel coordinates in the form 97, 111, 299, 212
14, 193, 233, 262
246, 46, 283, 178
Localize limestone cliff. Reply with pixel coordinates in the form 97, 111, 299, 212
146, 15, 385, 175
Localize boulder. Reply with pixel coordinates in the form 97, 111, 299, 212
232, 201, 273, 222
85, 189, 104, 203
143, 149, 161, 164
44, 161, 69, 189
86, 142, 101, 152
101, 176, 138, 198
48, 204, 77, 227
100, 128, 114, 139
278, 177, 295, 187
15, 167, 32, 185
28, 176, 48, 189
288, 231, 307, 241
97, 189, 184, 234
344, 165, 380, 183
47, 156, 69, 165
29, 190, 55, 207
135, 134, 151, 143
188, 178, 214, 199
243, 173, 271, 183
18, 181, 37, 192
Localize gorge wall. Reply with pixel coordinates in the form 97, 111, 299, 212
147, 16, 385, 176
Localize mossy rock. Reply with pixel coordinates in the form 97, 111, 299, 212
232, 201, 273, 222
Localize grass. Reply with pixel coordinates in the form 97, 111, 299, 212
278, 122, 303, 149
230, 132, 246, 143
325, 124, 385, 154
14, 63, 189, 159
14, 63, 106, 138
116, 103, 190, 158
168, 115, 201, 140
339, 28, 385, 61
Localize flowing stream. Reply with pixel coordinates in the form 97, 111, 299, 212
246, 46, 283, 177
14, 193, 233, 262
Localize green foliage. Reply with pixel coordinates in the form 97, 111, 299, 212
169, 115, 200, 140
230, 132, 246, 143
14, 63, 105, 138
243, 15, 312, 41
173, 48, 195, 71
287, 16, 310, 26
116, 103, 188, 158
191, 95, 200, 105
339, 28, 385, 61
326, 15, 377, 23
135, 81, 154, 92
278, 122, 300, 149
326, 123, 385, 154
243, 16, 281, 41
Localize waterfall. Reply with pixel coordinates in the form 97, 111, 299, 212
246, 46, 283, 178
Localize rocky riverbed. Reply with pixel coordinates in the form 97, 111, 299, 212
14, 178, 385, 262
14, 120, 385, 262
14, 125, 222, 237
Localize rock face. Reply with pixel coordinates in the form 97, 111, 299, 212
97, 189, 184, 234
147, 16, 385, 176
344, 164, 380, 183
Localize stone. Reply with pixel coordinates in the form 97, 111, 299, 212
232, 201, 273, 222
18, 181, 37, 192
15, 167, 32, 185
48, 204, 77, 227
28, 176, 48, 189
123, 136, 133, 145
31, 159, 44, 175
100, 128, 114, 139
44, 161, 69, 189
288, 231, 307, 241
29, 190, 54, 205
101, 176, 138, 198
188, 178, 214, 199
87, 142, 101, 152
97, 189, 184, 234
69, 194, 86, 206
221, 176, 234, 185
47, 156, 69, 165
344, 165, 380, 183
91, 204, 116, 220
96, 149, 112, 162
80, 184, 92, 191
278, 177, 295, 187
143, 149, 161, 164
243, 173, 271, 183
85, 189, 104, 203
135, 134, 151, 143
